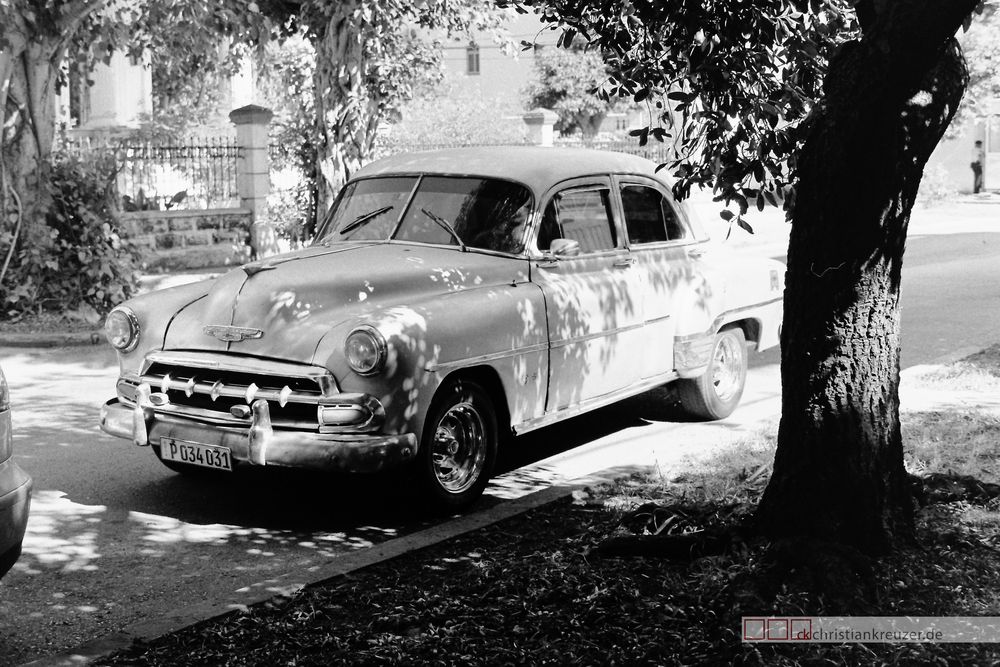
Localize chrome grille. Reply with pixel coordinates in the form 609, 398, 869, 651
122, 352, 338, 429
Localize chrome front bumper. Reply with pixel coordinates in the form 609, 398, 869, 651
100, 398, 417, 474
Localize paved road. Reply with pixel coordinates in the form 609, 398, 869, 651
0, 206, 997, 664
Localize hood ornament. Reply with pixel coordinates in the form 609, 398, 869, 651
203, 325, 264, 343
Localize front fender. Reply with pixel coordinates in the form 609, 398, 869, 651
113, 280, 214, 375
314, 281, 548, 440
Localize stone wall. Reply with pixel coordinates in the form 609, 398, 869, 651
121, 208, 252, 271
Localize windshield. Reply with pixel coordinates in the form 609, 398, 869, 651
317, 175, 532, 254
322, 177, 418, 242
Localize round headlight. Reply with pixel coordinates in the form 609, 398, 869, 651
345, 326, 386, 376
105, 307, 139, 352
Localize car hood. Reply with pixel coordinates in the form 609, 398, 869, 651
163, 242, 526, 364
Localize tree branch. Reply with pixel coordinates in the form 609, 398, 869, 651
873, 0, 981, 97
855, 0, 876, 33
57, 0, 110, 33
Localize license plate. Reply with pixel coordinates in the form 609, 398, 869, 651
160, 438, 232, 472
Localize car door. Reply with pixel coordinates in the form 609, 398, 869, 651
530, 177, 644, 411
615, 176, 705, 379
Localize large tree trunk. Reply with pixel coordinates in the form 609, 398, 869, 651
756, 0, 976, 554
312, 1, 384, 220
1, 37, 61, 292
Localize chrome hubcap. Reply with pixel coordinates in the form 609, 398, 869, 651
711, 335, 744, 402
432, 401, 486, 494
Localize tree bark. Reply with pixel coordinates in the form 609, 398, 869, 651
311, 1, 383, 217
756, 0, 977, 554
2, 39, 61, 292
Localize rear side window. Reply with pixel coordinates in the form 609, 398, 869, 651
620, 185, 687, 244
538, 188, 617, 253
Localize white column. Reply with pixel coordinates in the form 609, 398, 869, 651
522, 108, 559, 147
79, 52, 152, 130
230, 104, 275, 259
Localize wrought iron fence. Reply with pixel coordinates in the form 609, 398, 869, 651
553, 138, 676, 165
61, 135, 241, 210
371, 137, 674, 165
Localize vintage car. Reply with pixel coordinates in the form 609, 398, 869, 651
100, 147, 783, 509
0, 363, 32, 578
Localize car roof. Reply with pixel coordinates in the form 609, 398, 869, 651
352, 146, 668, 196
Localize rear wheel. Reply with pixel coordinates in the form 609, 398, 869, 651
677, 326, 748, 420
416, 378, 498, 511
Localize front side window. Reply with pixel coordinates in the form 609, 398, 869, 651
620, 184, 687, 244
538, 188, 617, 253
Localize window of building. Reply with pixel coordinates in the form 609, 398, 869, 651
466, 43, 480, 75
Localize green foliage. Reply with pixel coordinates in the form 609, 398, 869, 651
951, 7, 1000, 133
300, 1, 513, 197
380, 75, 528, 150
525, 40, 619, 136
505, 0, 859, 215
915, 163, 958, 207
1, 151, 141, 317
259, 33, 317, 161
257, 32, 319, 243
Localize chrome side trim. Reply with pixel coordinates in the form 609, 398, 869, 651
644, 313, 671, 325
549, 321, 644, 350
713, 296, 783, 329
512, 369, 679, 435
424, 342, 548, 372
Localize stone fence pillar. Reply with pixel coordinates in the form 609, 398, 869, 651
522, 108, 559, 147
229, 104, 276, 259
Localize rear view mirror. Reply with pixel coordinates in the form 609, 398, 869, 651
549, 238, 581, 257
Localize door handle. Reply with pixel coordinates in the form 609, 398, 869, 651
613, 257, 636, 268
535, 260, 559, 269
686, 247, 707, 259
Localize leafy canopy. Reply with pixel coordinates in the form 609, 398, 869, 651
505, 0, 859, 221
526, 38, 621, 136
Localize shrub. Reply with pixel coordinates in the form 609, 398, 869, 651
916, 163, 958, 207
2, 150, 141, 318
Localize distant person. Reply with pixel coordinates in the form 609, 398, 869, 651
972, 140, 985, 193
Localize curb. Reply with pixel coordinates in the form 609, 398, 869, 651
0, 331, 105, 348
20, 465, 645, 667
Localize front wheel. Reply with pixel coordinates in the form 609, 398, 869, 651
415, 378, 498, 511
677, 327, 748, 420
